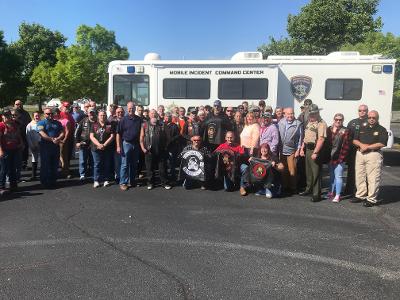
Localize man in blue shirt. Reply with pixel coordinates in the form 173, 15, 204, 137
37, 107, 64, 188
116, 101, 142, 191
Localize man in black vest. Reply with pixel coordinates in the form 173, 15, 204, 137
140, 109, 171, 190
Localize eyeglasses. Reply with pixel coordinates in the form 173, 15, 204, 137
15, 103, 22, 106
358, 110, 367, 112
368, 116, 377, 119
334, 118, 343, 122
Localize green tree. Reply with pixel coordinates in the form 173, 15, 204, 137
341, 32, 400, 109
30, 24, 129, 102
13, 22, 67, 79
258, 0, 382, 57
0, 31, 24, 107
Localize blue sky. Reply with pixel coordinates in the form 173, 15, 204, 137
1, 0, 399, 60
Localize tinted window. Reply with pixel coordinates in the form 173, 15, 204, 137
325, 79, 363, 100
218, 79, 268, 99
163, 79, 210, 99
113, 75, 149, 106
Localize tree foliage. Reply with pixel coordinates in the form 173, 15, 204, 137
30, 24, 129, 102
258, 0, 382, 57
12, 22, 66, 79
0, 31, 24, 106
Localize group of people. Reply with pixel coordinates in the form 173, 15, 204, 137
0, 98, 388, 207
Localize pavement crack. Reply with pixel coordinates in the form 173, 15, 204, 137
64, 217, 193, 300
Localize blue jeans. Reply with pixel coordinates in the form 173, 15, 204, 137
239, 164, 249, 187
0, 149, 20, 188
329, 162, 344, 195
114, 151, 122, 183
40, 143, 60, 186
92, 148, 113, 182
120, 141, 139, 185
79, 146, 92, 177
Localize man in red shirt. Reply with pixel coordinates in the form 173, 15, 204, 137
0, 109, 23, 193
214, 131, 245, 191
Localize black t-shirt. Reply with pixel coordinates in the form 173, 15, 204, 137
354, 123, 388, 146
202, 114, 232, 145
90, 121, 116, 150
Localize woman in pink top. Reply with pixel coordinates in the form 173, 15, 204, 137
240, 112, 260, 156
58, 111, 74, 178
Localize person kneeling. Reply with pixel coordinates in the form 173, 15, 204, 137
240, 143, 283, 198
179, 135, 211, 190
214, 131, 246, 191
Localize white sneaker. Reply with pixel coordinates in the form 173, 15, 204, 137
265, 188, 273, 198
103, 181, 111, 187
93, 181, 100, 188
80, 175, 85, 181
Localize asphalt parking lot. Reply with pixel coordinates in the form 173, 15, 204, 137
1, 149, 400, 299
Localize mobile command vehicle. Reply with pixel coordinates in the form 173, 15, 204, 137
108, 51, 396, 146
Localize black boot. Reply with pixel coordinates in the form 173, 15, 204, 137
30, 162, 38, 181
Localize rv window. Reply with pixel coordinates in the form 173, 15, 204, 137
163, 79, 210, 99
325, 79, 362, 100
113, 75, 149, 106
218, 79, 268, 99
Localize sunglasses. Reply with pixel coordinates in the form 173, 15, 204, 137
45, 113, 52, 115
358, 110, 367, 112
226, 110, 233, 112
334, 118, 343, 121
368, 117, 376, 119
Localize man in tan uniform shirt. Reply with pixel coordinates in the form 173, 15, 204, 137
299, 104, 327, 202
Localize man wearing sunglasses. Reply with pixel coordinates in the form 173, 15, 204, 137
352, 110, 388, 207
37, 108, 65, 188
346, 105, 368, 197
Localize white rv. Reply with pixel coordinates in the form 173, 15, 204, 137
108, 51, 396, 146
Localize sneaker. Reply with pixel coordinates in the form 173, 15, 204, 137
265, 188, 273, 199
163, 184, 172, 190
93, 181, 100, 188
255, 190, 264, 196
324, 192, 334, 200
138, 174, 145, 179
240, 187, 247, 196
103, 181, 111, 187
147, 184, 153, 190
80, 175, 86, 181
66, 174, 72, 179
332, 195, 341, 203
200, 185, 206, 190
120, 184, 128, 191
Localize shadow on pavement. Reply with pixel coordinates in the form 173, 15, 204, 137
379, 185, 400, 205
0, 191, 44, 203
383, 149, 400, 166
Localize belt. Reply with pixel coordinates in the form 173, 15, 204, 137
305, 143, 315, 150
358, 149, 382, 154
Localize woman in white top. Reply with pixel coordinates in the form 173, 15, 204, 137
240, 112, 260, 156
26, 111, 42, 180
